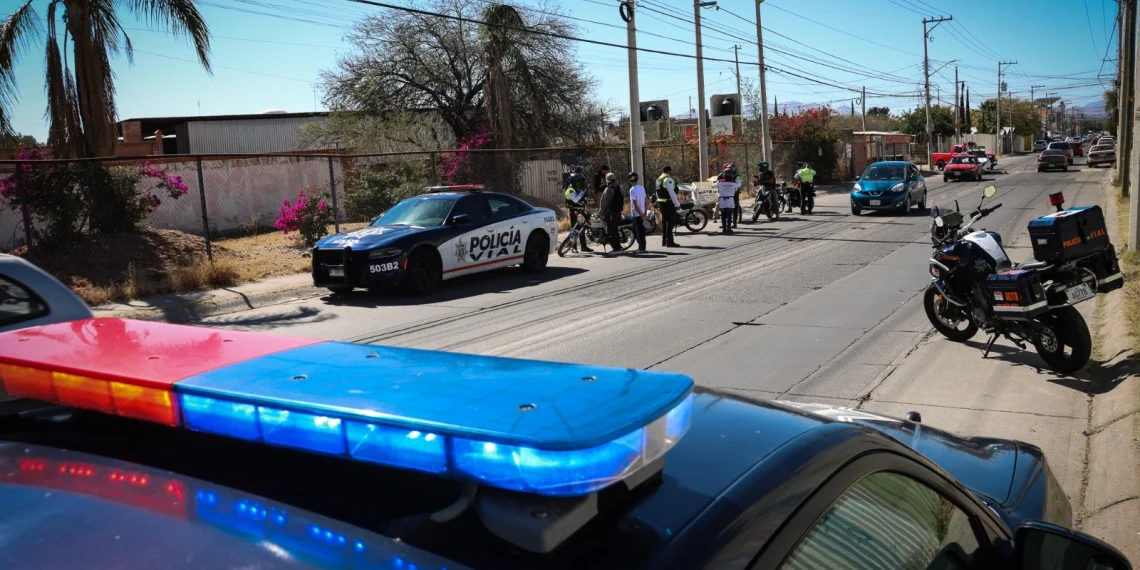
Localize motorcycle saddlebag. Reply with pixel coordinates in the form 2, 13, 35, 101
986, 269, 1048, 320
1075, 243, 1125, 294
1027, 205, 1109, 263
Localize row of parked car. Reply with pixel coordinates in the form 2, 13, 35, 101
1034, 133, 1117, 171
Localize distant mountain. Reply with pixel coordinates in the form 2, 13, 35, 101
1078, 101, 1107, 117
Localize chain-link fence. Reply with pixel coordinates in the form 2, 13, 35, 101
0, 143, 806, 298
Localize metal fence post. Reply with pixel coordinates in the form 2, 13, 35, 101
327, 155, 341, 234
195, 157, 213, 261
431, 152, 442, 186
14, 162, 33, 258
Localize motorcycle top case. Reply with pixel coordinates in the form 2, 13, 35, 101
1027, 205, 1109, 263
986, 269, 1048, 319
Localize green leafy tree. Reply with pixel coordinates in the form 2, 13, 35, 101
1, 0, 212, 157
867, 107, 891, 117
899, 105, 955, 138
970, 98, 1040, 136
321, 0, 607, 148
769, 108, 842, 181
1103, 89, 1118, 133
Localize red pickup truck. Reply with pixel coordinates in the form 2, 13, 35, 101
932, 144, 996, 170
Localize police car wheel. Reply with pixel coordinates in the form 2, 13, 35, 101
521, 232, 549, 272
404, 249, 441, 295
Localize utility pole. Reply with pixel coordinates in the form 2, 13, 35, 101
1030, 84, 1045, 139
621, 1, 643, 179
694, 1, 717, 180
954, 68, 959, 142
1122, 0, 1137, 237
755, 0, 772, 162
997, 61, 1016, 154
923, 16, 952, 168
861, 85, 867, 131
733, 45, 742, 100
1007, 90, 1015, 148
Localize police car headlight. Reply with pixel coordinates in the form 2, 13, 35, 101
368, 247, 402, 260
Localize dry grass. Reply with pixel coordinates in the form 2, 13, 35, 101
1116, 194, 1140, 351
70, 222, 369, 306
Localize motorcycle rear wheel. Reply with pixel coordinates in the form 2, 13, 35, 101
923, 285, 978, 342
683, 210, 708, 232
1032, 306, 1092, 374
767, 197, 781, 220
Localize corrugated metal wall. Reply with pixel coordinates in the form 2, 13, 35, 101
187, 116, 328, 154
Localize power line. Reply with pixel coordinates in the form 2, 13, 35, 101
1083, 0, 1102, 57
761, 2, 921, 57
133, 49, 315, 83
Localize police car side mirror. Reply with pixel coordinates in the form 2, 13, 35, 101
1013, 521, 1131, 570
449, 213, 471, 226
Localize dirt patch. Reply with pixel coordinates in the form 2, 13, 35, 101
30, 222, 369, 305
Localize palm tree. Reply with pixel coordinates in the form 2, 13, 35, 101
1, 0, 211, 158
480, 3, 524, 149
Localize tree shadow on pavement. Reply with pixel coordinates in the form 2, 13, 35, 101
203, 306, 336, 330
318, 266, 588, 308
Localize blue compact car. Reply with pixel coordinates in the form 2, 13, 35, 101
851, 161, 929, 216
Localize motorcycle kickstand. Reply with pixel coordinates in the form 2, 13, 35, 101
982, 334, 998, 358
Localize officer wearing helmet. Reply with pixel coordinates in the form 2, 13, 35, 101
716, 163, 742, 234
564, 171, 593, 252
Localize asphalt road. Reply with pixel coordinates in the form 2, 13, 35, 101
198, 153, 1113, 519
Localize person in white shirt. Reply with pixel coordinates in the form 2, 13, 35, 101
716, 163, 741, 235
627, 172, 647, 252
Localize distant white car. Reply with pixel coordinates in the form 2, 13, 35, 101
0, 255, 92, 334
1032, 140, 1047, 152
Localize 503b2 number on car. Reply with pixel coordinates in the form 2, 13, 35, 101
370, 262, 400, 274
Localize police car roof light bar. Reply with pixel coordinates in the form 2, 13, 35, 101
0, 319, 693, 498
426, 185, 485, 193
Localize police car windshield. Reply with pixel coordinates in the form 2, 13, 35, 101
862, 165, 905, 180
373, 196, 456, 227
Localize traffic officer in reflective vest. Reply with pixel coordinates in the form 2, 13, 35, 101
794, 162, 816, 215
656, 166, 681, 248
564, 172, 592, 252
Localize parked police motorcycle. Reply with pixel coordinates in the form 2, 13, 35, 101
557, 212, 637, 256
924, 185, 1124, 374
751, 180, 783, 222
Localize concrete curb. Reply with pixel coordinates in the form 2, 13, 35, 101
92, 274, 322, 324
1080, 183, 1140, 564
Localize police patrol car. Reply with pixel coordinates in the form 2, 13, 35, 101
311, 186, 558, 294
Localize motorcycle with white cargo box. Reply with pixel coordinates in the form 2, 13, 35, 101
924, 186, 1124, 374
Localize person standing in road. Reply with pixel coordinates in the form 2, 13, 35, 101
716, 164, 741, 235
594, 165, 610, 195
627, 172, 647, 253
599, 172, 624, 254
795, 162, 816, 215
655, 166, 681, 248
564, 172, 593, 253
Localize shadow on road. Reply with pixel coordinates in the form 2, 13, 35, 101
319, 266, 588, 308
964, 340, 1138, 394
205, 306, 335, 330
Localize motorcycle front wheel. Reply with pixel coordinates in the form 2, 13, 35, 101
1032, 306, 1092, 374
557, 231, 578, 257
683, 210, 708, 232
751, 206, 762, 223
923, 285, 978, 342
619, 226, 636, 250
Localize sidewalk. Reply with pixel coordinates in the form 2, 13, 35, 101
1080, 184, 1140, 561
93, 272, 321, 323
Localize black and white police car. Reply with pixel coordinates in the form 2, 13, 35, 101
311, 186, 558, 294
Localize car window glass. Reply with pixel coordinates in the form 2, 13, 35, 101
862, 165, 906, 181
488, 196, 520, 218
780, 472, 984, 570
373, 197, 457, 227
911, 165, 922, 178
504, 195, 533, 213
0, 275, 49, 328
449, 195, 490, 224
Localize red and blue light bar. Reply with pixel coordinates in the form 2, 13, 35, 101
0, 319, 693, 497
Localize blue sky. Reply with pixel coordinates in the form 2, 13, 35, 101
7, 0, 1117, 141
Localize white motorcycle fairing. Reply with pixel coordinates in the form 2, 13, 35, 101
963, 230, 1011, 270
